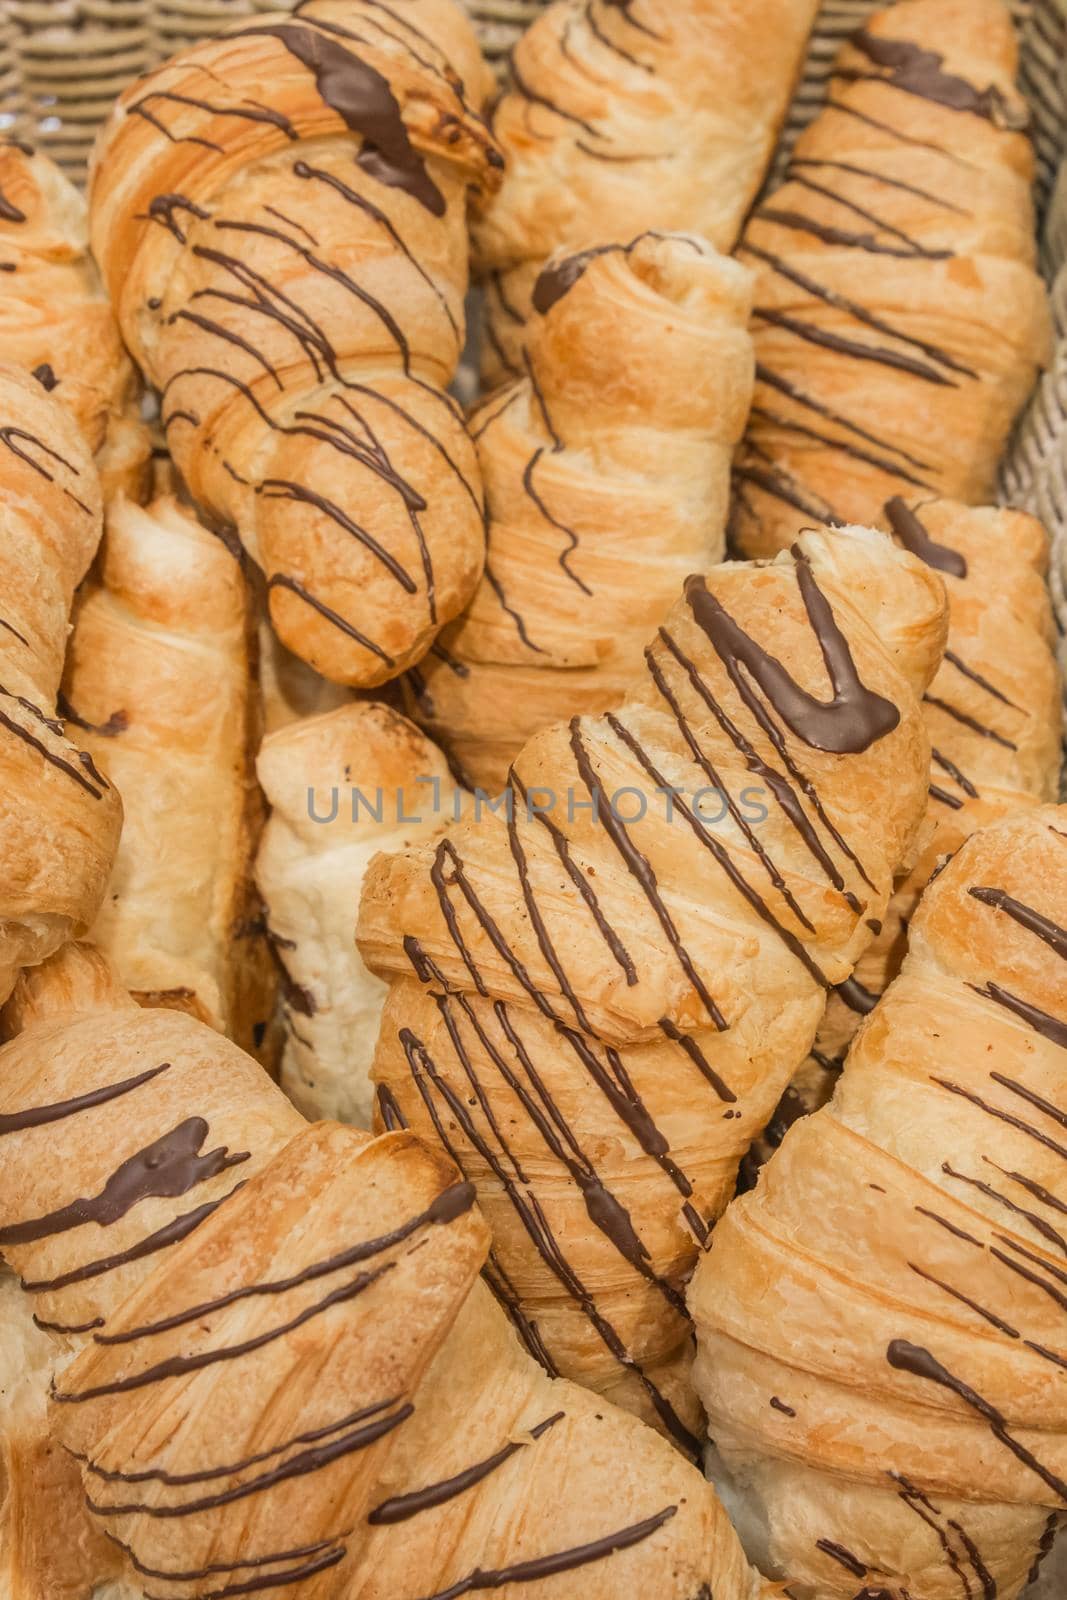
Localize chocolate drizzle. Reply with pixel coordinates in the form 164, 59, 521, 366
849, 29, 1029, 129
368, 1410, 564, 1524
0, 1064, 170, 1137
885, 497, 967, 577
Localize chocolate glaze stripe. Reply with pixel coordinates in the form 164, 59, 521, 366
654, 622, 869, 903
989, 1073, 1067, 1132
482, 1253, 559, 1376
0, 425, 93, 516
106, 1529, 344, 1584
94, 1180, 475, 1344
88, 1401, 414, 1519
583, 3, 652, 73
788, 156, 969, 215
942, 1161, 1066, 1257
848, 31, 1028, 129
502, 781, 592, 1033
0, 614, 29, 648
83, 1398, 397, 1489
641, 645, 817, 933
887, 1340, 1067, 1501
748, 404, 933, 491
933, 1075, 1067, 1156
569, 718, 727, 1029
969, 983, 1067, 1051
943, 650, 1020, 712
142, 1543, 345, 1600
815, 1539, 867, 1578
368, 1411, 564, 1524
969, 888, 1067, 959
908, 1259, 1021, 1338
397, 1028, 700, 1458
931, 748, 979, 799
55, 1264, 395, 1405
267, 574, 395, 665
835, 976, 879, 1016
923, 696, 1017, 751
0, 1064, 170, 1137
602, 708, 827, 987
746, 237, 977, 383
259, 478, 419, 595
0, 688, 108, 801
522, 448, 592, 594
782, 171, 949, 258
758, 365, 935, 475
413, 1504, 678, 1600
20, 1186, 246, 1295
884, 497, 968, 577
0, 1119, 249, 1247
989, 1237, 1067, 1314
752, 306, 958, 389
658, 1018, 736, 1104
894, 1475, 994, 1600
686, 560, 900, 755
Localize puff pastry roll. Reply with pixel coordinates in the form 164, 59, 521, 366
0, 140, 149, 503
732, 0, 1052, 559
61, 495, 274, 1056
0, 366, 123, 1006
473, 0, 820, 385
0, 943, 775, 1600
691, 806, 1067, 1600
89, 0, 503, 687
359, 526, 947, 1440
409, 233, 755, 791
256, 701, 466, 1127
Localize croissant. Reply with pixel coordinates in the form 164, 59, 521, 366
0, 365, 123, 1008
255, 700, 466, 1126
0, 942, 775, 1600
731, 0, 1053, 560
89, 0, 503, 688
358, 526, 948, 1440
472, 0, 820, 386
408, 232, 756, 791
0, 140, 149, 502
690, 804, 1067, 1600
746, 495, 1064, 1180
60, 494, 275, 1056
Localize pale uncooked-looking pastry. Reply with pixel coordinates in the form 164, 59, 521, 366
256, 701, 466, 1126
691, 806, 1067, 1600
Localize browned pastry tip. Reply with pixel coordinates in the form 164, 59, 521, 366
89, 0, 504, 688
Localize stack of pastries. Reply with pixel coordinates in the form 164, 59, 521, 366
0, 2, 1063, 1599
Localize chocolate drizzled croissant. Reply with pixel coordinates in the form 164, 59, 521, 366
691, 806, 1067, 1600
0, 140, 149, 502
408, 232, 755, 792
62, 495, 275, 1058
473, 0, 820, 386
732, 0, 1052, 559
358, 526, 948, 1439
0, 943, 776, 1600
89, 0, 504, 688
744, 497, 1064, 1183
0, 366, 123, 1007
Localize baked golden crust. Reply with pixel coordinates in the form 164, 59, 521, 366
89, 0, 503, 688
0, 366, 123, 1006
732, 0, 1051, 559
359, 526, 947, 1435
473, 0, 820, 385
0, 141, 149, 495
255, 700, 466, 1126
691, 806, 1067, 1600
0, 943, 775, 1600
62, 495, 275, 1056
408, 233, 755, 790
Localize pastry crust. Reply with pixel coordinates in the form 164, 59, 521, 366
89, 0, 504, 688
691, 806, 1067, 1600
0, 366, 123, 1006
255, 701, 466, 1126
359, 526, 947, 1435
0, 943, 775, 1600
732, 0, 1052, 559
62, 495, 275, 1056
0, 141, 149, 498
409, 233, 755, 790
473, 0, 820, 385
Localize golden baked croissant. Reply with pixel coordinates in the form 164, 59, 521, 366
89, 0, 503, 688
0, 365, 123, 1008
473, 0, 820, 386
408, 232, 756, 791
358, 525, 948, 1440
60, 494, 275, 1057
746, 496, 1064, 1180
0, 942, 776, 1600
690, 805, 1067, 1600
731, 0, 1053, 560
0, 140, 149, 503
255, 700, 466, 1127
